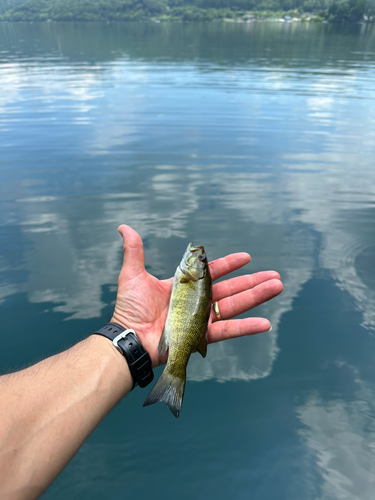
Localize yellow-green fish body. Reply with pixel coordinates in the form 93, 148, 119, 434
143, 243, 212, 418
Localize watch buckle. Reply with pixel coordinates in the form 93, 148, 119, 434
113, 329, 136, 350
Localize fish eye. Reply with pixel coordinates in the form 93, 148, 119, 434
198, 254, 206, 261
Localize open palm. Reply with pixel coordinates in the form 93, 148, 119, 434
111, 225, 283, 368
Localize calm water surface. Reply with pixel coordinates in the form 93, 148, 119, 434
1, 21, 375, 500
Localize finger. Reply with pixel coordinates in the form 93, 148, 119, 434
118, 225, 145, 279
212, 279, 283, 321
209, 253, 251, 282
212, 271, 281, 302
207, 317, 271, 344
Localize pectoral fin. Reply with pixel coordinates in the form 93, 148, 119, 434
196, 335, 207, 358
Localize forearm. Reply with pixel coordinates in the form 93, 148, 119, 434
0, 335, 133, 500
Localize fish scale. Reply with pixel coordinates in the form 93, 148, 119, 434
143, 243, 212, 418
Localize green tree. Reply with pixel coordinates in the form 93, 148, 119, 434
328, 0, 367, 21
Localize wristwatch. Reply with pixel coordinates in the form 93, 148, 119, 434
94, 323, 154, 389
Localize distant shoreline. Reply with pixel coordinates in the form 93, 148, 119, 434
1, 15, 374, 24
0, 4, 373, 25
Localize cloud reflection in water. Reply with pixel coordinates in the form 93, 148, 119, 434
297, 365, 375, 499
1, 24, 375, 388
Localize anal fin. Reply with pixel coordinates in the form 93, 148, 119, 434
158, 325, 169, 356
196, 335, 207, 358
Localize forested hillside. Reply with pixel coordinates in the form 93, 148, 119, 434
0, 0, 372, 22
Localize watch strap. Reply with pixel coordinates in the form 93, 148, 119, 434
94, 323, 154, 389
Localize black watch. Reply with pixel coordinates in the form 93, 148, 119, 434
94, 323, 154, 389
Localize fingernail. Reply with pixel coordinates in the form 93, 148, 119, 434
268, 324, 272, 331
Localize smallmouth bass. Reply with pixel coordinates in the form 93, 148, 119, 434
143, 243, 212, 418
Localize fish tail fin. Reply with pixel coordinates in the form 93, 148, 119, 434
143, 367, 186, 418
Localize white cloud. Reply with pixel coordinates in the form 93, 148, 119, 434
297, 367, 375, 499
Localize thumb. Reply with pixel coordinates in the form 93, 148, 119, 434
118, 225, 145, 279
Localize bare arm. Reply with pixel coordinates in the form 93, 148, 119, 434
0, 225, 283, 499
0, 336, 132, 500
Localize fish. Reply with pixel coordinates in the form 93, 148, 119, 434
143, 243, 212, 418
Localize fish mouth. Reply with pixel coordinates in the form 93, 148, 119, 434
179, 242, 208, 278
189, 244, 205, 254
187, 244, 207, 266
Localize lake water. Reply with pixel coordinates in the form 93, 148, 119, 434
1, 20, 375, 500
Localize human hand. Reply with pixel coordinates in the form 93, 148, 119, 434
111, 225, 283, 368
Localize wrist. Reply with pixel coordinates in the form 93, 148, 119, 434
92, 323, 154, 389
110, 313, 128, 330
87, 335, 134, 396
